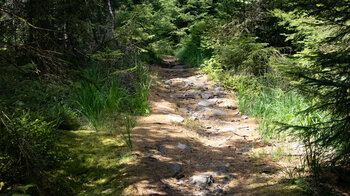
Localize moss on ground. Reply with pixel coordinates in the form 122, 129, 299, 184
57, 130, 133, 195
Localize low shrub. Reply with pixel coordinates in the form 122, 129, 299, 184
0, 110, 59, 193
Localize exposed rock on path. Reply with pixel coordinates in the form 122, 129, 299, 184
125, 56, 305, 195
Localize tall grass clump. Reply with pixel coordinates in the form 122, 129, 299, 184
128, 64, 152, 115
75, 63, 151, 130
201, 56, 325, 140
238, 86, 323, 139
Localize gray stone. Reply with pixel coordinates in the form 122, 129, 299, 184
183, 108, 190, 113
220, 127, 235, 132
193, 85, 209, 91
189, 173, 214, 187
220, 121, 234, 125
177, 142, 190, 151
206, 130, 219, 135
214, 87, 225, 91
156, 104, 174, 112
183, 94, 196, 99
201, 108, 213, 113
207, 98, 219, 104
198, 100, 211, 107
176, 94, 185, 99
212, 90, 227, 97
223, 174, 238, 181
200, 116, 210, 120
210, 109, 228, 117
165, 80, 172, 85
213, 188, 223, 193
168, 115, 185, 123
190, 116, 199, 121
184, 90, 202, 99
237, 125, 249, 130
227, 106, 238, 110
187, 82, 195, 86
188, 90, 202, 96
241, 115, 249, 119
176, 180, 185, 186
192, 112, 199, 117
169, 163, 182, 177
163, 68, 184, 72
201, 93, 212, 99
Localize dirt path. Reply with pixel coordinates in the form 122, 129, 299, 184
124, 56, 304, 196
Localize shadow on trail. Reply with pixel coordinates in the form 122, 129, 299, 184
128, 123, 282, 195
125, 60, 289, 195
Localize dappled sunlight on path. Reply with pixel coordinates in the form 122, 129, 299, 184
124, 57, 305, 196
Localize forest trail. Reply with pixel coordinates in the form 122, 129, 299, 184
125, 56, 303, 196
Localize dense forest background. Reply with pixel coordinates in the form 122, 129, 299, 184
1, 0, 349, 195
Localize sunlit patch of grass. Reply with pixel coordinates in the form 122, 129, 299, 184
57, 130, 134, 195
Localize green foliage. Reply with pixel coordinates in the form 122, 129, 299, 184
75, 66, 122, 130
57, 130, 133, 195
238, 88, 324, 139
0, 110, 57, 189
75, 63, 151, 130
47, 101, 80, 130
2, 0, 349, 193
273, 2, 350, 171
121, 117, 136, 150
175, 43, 207, 67
201, 57, 320, 140
201, 57, 288, 92
175, 20, 212, 67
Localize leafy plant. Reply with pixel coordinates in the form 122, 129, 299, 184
121, 117, 135, 150
47, 100, 80, 130
0, 110, 57, 191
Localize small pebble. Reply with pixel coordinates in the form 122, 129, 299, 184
213, 188, 223, 193
176, 180, 185, 186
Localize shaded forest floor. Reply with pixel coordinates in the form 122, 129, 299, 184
123, 56, 306, 196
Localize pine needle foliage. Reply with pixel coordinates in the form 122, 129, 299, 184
277, 0, 350, 167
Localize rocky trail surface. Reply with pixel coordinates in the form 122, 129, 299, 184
125, 56, 305, 196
